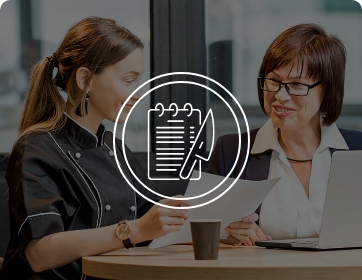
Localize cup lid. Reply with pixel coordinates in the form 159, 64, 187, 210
189, 219, 222, 223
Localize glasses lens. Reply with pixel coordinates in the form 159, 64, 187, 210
262, 79, 280, 92
287, 83, 308, 96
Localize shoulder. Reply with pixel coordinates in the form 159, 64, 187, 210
6, 132, 64, 189
339, 128, 362, 149
11, 131, 57, 158
339, 128, 362, 138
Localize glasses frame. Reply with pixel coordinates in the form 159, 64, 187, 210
258, 77, 322, 96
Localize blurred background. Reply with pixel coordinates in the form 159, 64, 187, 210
1, 0, 362, 258
0, 0, 151, 153
0, 0, 361, 154
205, 0, 362, 140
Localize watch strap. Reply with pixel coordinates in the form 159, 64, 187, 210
122, 238, 134, 249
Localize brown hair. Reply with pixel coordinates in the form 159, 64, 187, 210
257, 23, 346, 126
16, 16, 143, 146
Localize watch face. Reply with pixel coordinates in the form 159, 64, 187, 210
116, 223, 131, 240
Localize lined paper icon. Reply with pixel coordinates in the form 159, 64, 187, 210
148, 103, 214, 181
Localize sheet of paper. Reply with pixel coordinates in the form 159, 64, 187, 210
149, 171, 279, 249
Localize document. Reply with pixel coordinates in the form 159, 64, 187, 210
149, 171, 279, 249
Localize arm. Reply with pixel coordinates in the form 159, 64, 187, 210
25, 197, 189, 272
25, 223, 126, 272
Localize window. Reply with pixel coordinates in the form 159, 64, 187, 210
205, 0, 362, 137
0, 0, 150, 152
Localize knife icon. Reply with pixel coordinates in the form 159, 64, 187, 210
179, 108, 215, 180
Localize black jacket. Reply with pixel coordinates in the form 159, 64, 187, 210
1, 116, 158, 280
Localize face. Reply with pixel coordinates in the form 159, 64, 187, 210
88, 48, 145, 123
263, 62, 324, 132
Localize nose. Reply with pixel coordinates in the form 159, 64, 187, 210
132, 90, 141, 101
274, 86, 291, 102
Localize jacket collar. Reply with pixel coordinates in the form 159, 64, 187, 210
64, 113, 106, 147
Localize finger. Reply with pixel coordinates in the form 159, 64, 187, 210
160, 208, 189, 220
241, 213, 259, 223
160, 216, 186, 226
229, 233, 250, 244
243, 238, 253, 246
249, 233, 260, 245
225, 227, 253, 237
159, 196, 192, 207
253, 226, 266, 241
220, 235, 241, 245
266, 235, 273, 240
162, 224, 182, 233
228, 221, 253, 229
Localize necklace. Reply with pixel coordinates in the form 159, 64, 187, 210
287, 157, 312, 163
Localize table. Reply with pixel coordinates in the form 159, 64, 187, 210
82, 244, 362, 280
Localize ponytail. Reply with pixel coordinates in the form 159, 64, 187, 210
14, 58, 66, 148
13, 16, 144, 150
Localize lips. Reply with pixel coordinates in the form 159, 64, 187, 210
123, 103, 134, 109
272, 105, 296, 116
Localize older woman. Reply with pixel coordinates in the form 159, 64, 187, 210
209, 23, 362, 245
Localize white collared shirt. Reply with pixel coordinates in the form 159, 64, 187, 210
252, 118, 349, 239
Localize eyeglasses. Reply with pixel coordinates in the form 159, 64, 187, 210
258, 77, 321, 96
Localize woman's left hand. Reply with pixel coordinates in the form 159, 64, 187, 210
224, 213, 272, 246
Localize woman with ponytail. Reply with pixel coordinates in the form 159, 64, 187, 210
1, 17, 189, 279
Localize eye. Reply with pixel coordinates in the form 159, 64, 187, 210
266, 78, 280, 86
289, 82, 304, 89
125, 79, 135, 85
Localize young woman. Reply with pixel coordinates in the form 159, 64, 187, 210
0, 17, 190, 279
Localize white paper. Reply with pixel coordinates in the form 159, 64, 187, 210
149, 171, 279, 249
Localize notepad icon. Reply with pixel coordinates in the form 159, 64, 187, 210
148, 103, 214, 181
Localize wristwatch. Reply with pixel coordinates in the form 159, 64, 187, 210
115, 219, 134, 249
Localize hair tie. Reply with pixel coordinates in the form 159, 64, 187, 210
46, 53, 59, 68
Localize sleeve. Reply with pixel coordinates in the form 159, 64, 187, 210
6, 141, 69, 250
207, 136, 227, 176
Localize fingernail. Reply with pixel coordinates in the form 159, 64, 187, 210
243, 217, 249, 222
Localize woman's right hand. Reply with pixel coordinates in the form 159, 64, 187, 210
129, 195, 190, 243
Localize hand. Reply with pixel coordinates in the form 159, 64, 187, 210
129, 195, 191, 243
245, 222, 272, 245
224, 213, 271, 246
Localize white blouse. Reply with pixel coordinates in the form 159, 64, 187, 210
251, 118, 349, 240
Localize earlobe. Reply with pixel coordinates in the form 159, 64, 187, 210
75, 67, 92, 92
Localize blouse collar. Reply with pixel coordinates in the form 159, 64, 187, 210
251, 117, 349, 155
64, 113, 106, 147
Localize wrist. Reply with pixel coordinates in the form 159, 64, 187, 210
127, 219, 145, 245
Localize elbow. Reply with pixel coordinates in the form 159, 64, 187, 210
25, 241, 46, 273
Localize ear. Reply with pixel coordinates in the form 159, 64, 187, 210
75, 67, 92, 92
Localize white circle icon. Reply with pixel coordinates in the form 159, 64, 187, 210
113, 72, 250, 209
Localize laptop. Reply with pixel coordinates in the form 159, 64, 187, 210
255, 150, 362, 250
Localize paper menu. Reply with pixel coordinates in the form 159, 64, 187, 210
149, 171, 279, 249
